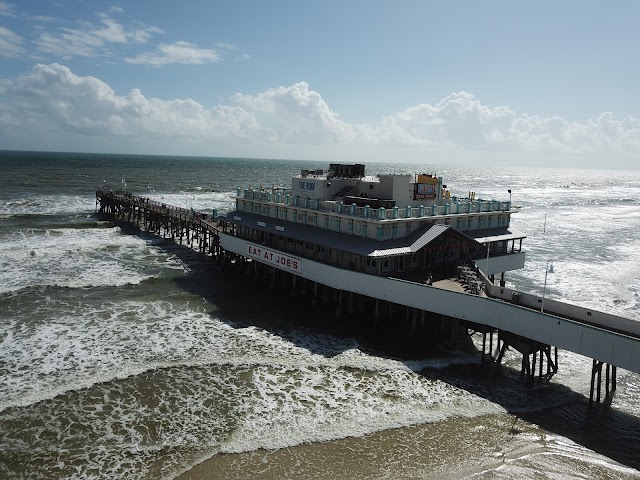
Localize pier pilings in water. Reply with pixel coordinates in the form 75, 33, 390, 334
479, 329, 558, 384
590, 360, 617, 407
96, 190, 223, 257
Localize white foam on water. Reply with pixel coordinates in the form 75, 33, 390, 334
1, 294, 515, 479
0, 226, 179, 293
0, 338, 504, 479
220, 363, 505, 455
509, 197, 640, 321
145, 191, 235, 215
0, 194, 95, 217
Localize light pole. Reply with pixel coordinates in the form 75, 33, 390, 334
484, 241, 491, 282
541, 259, 554, 313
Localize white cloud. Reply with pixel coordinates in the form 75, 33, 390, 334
0, 1, 16, 17
0, 63, 271, 141
124, 41, 220, 65
0, 64, 639, 167
378, 92, 640, 159
0, 25, 25, 57
232, 82, 357, 143
33, 15, 162, 59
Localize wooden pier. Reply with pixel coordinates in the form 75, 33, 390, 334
96, 190, 223, 257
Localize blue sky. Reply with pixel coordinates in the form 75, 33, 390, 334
1, 1, 639, 168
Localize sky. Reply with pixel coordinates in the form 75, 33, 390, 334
0, 1, 639, 169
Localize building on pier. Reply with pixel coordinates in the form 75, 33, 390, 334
220, 163, 526, 287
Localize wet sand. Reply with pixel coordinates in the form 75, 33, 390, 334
176, 414, 545, 480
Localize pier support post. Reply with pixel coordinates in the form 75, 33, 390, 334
322, 285, 330, 304
481, 324, 487, 364
347, 292, 355, 315
311, 282, 318, 307
589, 360, 617, 407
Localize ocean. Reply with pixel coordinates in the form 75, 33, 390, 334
1, 150, 639, 479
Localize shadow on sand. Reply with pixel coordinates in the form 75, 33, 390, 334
421, 362, 640, 472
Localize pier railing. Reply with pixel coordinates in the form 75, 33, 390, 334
98, 189, 213, 221
237, 187, 512, 221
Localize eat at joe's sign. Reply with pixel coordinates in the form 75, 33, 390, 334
246, 242, 302, 273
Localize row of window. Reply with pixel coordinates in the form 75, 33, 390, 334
239, 200, 510, 239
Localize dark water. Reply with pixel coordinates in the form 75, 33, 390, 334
1, 150, 639, 479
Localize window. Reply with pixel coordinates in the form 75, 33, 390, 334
366, 258, 378, 268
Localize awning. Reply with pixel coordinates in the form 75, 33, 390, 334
466, 227, 527, 243
223, 211, 452, 257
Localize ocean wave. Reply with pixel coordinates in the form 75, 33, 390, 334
0, 226, 181, 294
0, 194, 96, 217
0, 219, 114, 230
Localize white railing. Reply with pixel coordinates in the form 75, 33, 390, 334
239, 189, 512, 220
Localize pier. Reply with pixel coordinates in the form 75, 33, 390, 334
96, 190, 640, 407
96, 190, 223, 256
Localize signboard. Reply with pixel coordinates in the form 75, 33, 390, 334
415, 183, 437, 200
246, 242, 302, 273
415, 174, 438, 200
417, 174, 439, 185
